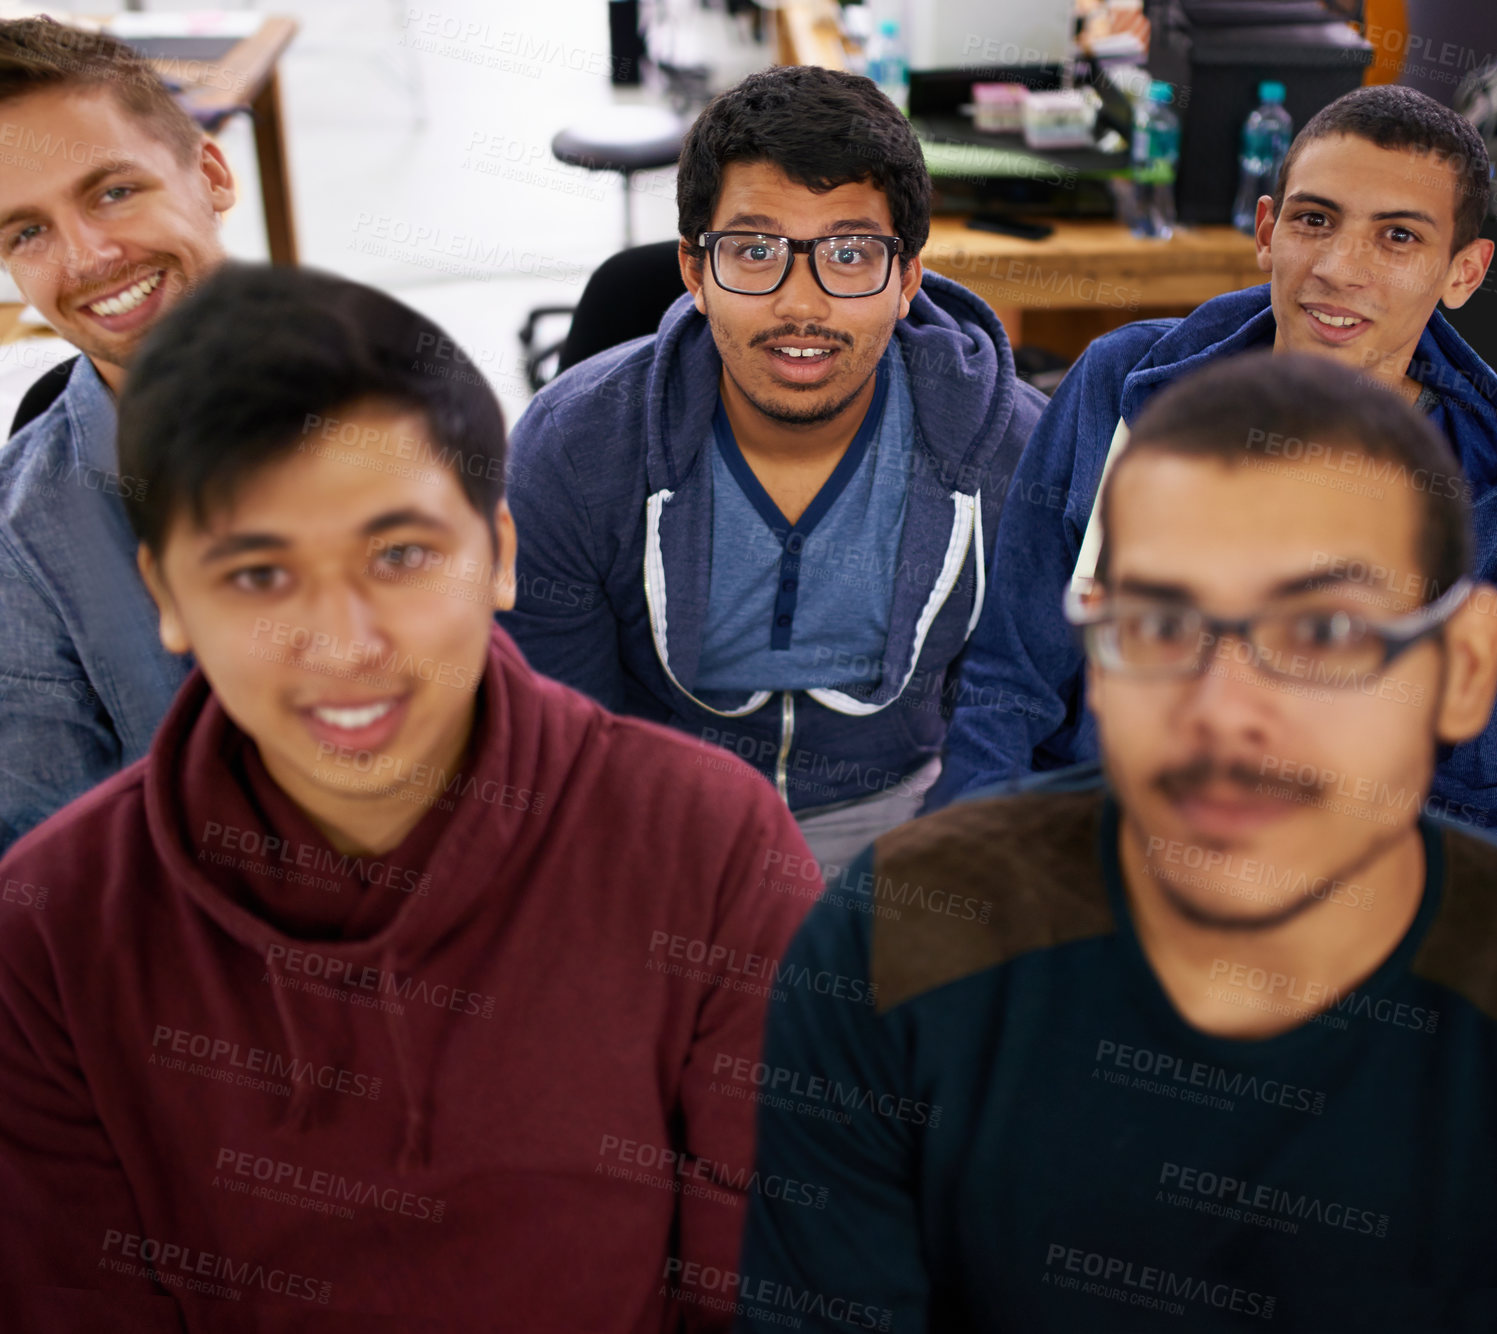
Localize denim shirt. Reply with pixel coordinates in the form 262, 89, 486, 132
0, 356, 190, 850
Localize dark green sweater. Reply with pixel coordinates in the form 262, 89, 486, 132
736, 774, 1497, 1332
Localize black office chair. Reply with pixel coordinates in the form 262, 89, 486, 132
9, 354, 78, 438
520, 239, 686, 389
518, 104, 688, 393
551, 107, 687, 250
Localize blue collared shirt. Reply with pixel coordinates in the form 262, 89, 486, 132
0, 356, 191, 850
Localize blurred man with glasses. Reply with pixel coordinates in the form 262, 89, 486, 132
737, 352, 1497, 1332
500, 65, 1045, 873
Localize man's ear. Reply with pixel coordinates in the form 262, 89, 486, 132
1253, 195, 1276, 276
137, 545, 191, 655
197, 137, 236, 217
491, 500, 519, 612
1438, 236, 1494, 312
679, 240, 707, 316
1434, 582, 1497, 744
897, 254, 923, 320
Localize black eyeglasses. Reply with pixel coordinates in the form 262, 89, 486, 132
1063, 578, 1472, 684
697, 231, 903, 298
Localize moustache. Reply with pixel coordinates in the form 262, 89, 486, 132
748, 323, 854, 350
1155, 755, 1324, 807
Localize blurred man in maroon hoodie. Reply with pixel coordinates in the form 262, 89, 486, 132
0, 264, 820, 1332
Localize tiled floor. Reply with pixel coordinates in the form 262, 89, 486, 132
0, 0, 769, 432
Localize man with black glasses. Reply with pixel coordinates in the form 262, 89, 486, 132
499, 65, 1044, 871
737, 353, 1497, 1332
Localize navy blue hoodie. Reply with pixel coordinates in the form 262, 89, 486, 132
500, 274, 1045, 812
929, 285, 1497, 827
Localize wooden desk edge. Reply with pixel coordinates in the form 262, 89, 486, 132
170, 16, 299, 118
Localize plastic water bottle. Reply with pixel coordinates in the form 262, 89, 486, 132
1130, 80, 1180, 240
840, 1, 873, 77
1230, 82, 1294, 234
866, 19, 908, 111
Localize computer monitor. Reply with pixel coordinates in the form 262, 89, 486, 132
898, 0, 1075, 73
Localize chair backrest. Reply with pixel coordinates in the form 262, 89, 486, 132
9, 355, 78, 439
557, 240, 688, 374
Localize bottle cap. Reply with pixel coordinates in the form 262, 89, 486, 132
1260, 81, 1286, 102
879, 19, 899, 35
1149, 80, 1173, 103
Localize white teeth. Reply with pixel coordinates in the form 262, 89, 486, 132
311, 699, 396, 730
1309, 310, 1362, 328
87, 269, 163, 317
775, 346, 831, 358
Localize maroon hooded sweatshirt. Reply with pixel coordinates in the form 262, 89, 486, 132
0, 625, 817, 1332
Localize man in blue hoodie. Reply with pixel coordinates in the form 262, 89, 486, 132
500, 65, 1045, 870
931, 85, 1497, 824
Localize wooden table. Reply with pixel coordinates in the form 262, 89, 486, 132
921, 216, 1265, 359
135, 16, 301, 265
0, 302, 50, 345
773, 0, 847, 69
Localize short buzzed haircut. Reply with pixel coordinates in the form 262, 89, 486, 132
1098, 352, 1472, 597
1272, 84, 1492, 255
0, 17, 201, 163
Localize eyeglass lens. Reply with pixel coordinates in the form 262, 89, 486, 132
1106, 604, 1386, 681
712, 235, 893, 296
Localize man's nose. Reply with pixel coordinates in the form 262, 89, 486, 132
1176, 629, 1279, 739
771, 250, 832, 321
56, 213, 128, 284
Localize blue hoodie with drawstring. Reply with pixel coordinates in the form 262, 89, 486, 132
499, 272, 1046, 812
928, 284, 1497, 828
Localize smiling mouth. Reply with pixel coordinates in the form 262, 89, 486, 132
1300, 300, 1372, 337
771, 345, 834, 359
309, 699, 398, 730
1308, 309, 1365, 329
83, 269, 164, 318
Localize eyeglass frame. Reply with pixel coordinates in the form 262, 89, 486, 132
696, 231, 905, 298
1062, 576, 1474, 682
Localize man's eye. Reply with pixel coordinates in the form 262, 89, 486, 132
1296, 212, 1329, 228
733, 242, 778, 264
101, 185, 135, 203
1131, 609, 1191, 642
228, 566, 287, 593
8, 224, 43, 251
828, 246, 871, 267
375, 543, 427, 571
1386, 226, 1417, 245
1290, 610, 1362, 649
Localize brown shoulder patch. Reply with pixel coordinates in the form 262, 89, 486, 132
1410, 825, 1497, 1023
868, 787, 1116, 1013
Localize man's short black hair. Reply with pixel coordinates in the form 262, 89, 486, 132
676, 65, 931, 266
1097, 351, 1472, 597
1272, 84, 1492, 255
117, 264, 507, 555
